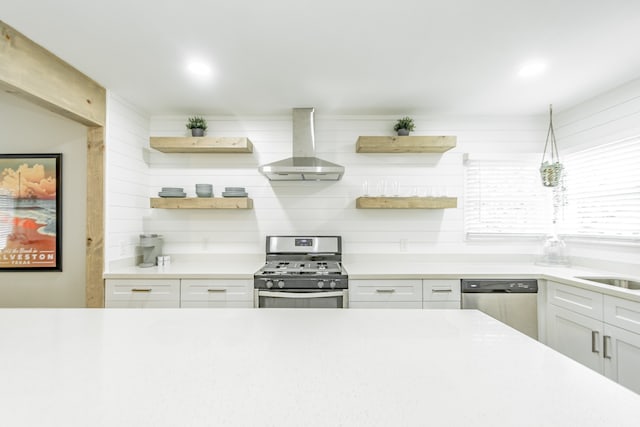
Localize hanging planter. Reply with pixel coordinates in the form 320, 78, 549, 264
540, 104, 563, 187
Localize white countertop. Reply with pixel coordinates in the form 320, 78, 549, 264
1, 308, 640, 426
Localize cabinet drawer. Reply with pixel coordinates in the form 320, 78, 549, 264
349, 280, 422, 302
181, 279, 253, 302
604, 295, 640, 335
349, 301, 422, 309
423, 279, 460, 302
423, 301, 460, 309
547, 281, 603, 320
105, 279, 180, 303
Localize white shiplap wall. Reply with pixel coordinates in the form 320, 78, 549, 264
105, 92, 150, 266
555, 77, 640, 271
147, 114, 546, 256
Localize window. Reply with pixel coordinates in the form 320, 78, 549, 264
464, 155, 552, 237
562, 136, 640, 241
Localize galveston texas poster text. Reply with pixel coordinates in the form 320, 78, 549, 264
0, 155, 61, 270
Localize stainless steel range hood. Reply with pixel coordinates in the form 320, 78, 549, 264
259, 108, 344, 181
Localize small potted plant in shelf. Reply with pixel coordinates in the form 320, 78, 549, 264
186, 116, 208, 137
393, 116, 415, 136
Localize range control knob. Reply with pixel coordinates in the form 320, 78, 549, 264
317, 280, 325, 289
277, 280, 285, 289
265, 280, 274, 289
329, 281, 337, 289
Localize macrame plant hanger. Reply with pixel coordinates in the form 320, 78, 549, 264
540, 104, 563, 187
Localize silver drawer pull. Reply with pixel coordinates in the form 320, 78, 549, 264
207, 289, 227, 293
591, 331, 600, 353
603, 335, 612, 359
131, 288, 152, 293
376, 289, 396, 293
432, 288, 452, 293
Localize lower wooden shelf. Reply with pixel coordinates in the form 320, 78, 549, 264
356, 196, 457, 209
150, 197, 253, 209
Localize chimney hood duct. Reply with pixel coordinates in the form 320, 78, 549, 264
259, 108, 345, 181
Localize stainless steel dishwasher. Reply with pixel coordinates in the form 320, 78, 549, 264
461, 279, 538, 340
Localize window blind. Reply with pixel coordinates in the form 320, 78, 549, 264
562, 136, 640, 240
464, 156, 552, 237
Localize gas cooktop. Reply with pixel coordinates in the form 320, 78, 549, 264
254, 236, 348, 290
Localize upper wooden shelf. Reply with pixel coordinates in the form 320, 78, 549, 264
356, 196, 457, 209
150, 137, 253, 153
356, 136, 456, 153
150, 197, 253, 209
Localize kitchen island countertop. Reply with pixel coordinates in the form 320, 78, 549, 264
1, 308, 640, 426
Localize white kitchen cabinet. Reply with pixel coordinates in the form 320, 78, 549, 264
603, 295, 640, 334
422, 279, 460, 309
105, 279, 180, 308
180, 279, 253, 308
546, 281, 603, 319
603, 323, 640, 394
546, 303, 604, 373
602, 295, 640, 394
349, 279, 422, 308
546, 281, 640, 394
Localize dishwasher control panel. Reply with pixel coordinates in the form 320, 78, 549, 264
461, 279, 538, 293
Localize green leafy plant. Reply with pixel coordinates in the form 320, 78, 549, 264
393, 116, 415, 132
186, 116, 208, 131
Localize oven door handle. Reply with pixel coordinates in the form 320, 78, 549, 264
257, 290, 346, 299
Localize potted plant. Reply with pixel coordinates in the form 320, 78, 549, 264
186, 116, 208, 137
393, 116, 415, 136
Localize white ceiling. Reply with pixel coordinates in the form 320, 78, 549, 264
3, 0, 640, 116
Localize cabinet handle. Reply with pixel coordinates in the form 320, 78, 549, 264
376, 289, 396, 293
131, 288, 152, 293
591, 331, 600, 353
603, 335, 612, 359
431, 288, 452, 293
207, 289, 227, 293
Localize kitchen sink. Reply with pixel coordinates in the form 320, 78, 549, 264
576, 276, 640, 290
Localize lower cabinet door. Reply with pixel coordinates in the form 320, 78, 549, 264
349, 301, 422, 309
604, 323, 640, 395
546, 304, 604, 374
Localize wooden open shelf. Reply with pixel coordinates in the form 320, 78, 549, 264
150, 197, 253, 209
150, 137, 253, 153
356, 136, 456, 153
356, 196, 457, 209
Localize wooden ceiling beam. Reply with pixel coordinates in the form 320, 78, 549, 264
0, 20, 106, 127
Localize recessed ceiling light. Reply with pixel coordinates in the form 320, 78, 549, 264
186, 59, 212, 79
518, 60, 547, 78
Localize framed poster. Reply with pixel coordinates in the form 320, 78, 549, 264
0, 154, 62, 271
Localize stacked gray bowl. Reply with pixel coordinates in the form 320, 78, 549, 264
195, 184, 213, 197
222, 187, 247, 197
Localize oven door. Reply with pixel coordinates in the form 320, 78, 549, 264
255, 289, 348, 308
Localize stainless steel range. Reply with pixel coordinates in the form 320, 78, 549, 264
254, 236, 348, 308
